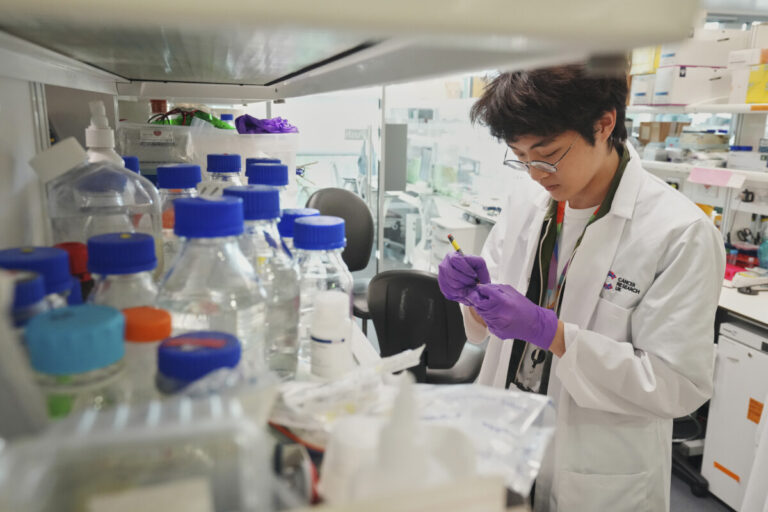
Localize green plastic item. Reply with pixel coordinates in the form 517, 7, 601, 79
151, 110, 235, 130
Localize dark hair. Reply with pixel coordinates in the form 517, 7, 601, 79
470, 64, 628, 153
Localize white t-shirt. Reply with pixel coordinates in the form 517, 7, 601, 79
556, 202, 596, 278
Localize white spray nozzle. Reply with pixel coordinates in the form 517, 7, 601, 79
85, 100, 115, 149
88, 101, 109, 129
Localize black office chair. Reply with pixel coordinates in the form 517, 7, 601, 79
306, 188, 374, 334
367, 270, 485, 383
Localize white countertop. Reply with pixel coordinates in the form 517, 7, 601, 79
719, 284, 768, 325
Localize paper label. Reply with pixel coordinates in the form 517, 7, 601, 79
87, 477, 214, 512
139, 128, 174, 145
688, 167, 745, 189
748, 398, 764, 424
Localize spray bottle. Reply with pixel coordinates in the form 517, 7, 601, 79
85, 101, 123, 166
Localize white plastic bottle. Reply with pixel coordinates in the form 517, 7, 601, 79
156, 197, 267, 362
0, 247, 73, 309
156, 163, 202, 273
293, 216, 353, 366
87, 233, 158, 309
223, 185, 300, 378
85, 100, 124, 166
122, 306, 172, 403
277, 208, 320, 255
197, 154, 244, 197
310, 290, 355, 379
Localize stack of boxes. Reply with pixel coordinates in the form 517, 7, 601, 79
629, 25, 768, 107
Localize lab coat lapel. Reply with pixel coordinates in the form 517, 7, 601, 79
507, 191, 550, 292
558, 147, 645, 325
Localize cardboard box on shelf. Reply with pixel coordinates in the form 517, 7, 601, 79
747, 64, 768, 103
653, 66, 730, 105
630, 46, 661, 75
638, 121, 690, 145
629, 73, 655, 105
660, 29, 749, 67
728, 48, 768, 69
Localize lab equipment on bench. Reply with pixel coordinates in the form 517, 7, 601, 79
223, 185, 300, 378
278, 208, 320, 254
701, 317, 768, 510
87, 233, 158, 309
122, 155, 140, 174
293, 216, 353, 369
8, 271, 48, 329
247, 163, 291, 207
310, 290, 355, 380
156, 197, 266, 361
197, 153, 244, 196
85, 101, 123, 166
123, 306, 171, 403
156, 163, 202, 273
0, 247, 72, 309
25, 305, 128, 419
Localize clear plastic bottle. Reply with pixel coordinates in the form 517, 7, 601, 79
85, 100, 124, 167
0, 247, 72, 308
157, 163, 202, 273
294, 216, 353, 366
278, 208, 320, 256
197, 154, 244, 197
8, 271, 50, 329
223, 185, 300, 378
156, 197, 267, 362
155, 331, 242, 395
25, 304, 127, 419
310, 290, 355, 379
123, 306, 172, 403
246, 157, 281, 166
246, 163, 290, 207
87, 233, 158, 309
29, 138, 163, 270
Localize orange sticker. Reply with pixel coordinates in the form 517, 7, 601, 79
714, 461, 740, 482
748, 398, 764, 424
162, 209, 175, 229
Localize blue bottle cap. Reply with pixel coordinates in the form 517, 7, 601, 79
10, 271, 45, 309
207, 154, 241, 173
220, 114, 234, 121
122, 156, 140, 174
157, 164, 203, 189
67, 277, 83, 305
0, 247, 71, 295
87, 233, 157, 275
246, 163, 289, 187
158, 331, 241, 383
223, 185, 280, 220
278, 208, 320, 238
246, 157, 281, 166
25, 305, 125, 375
294, 215, 346, 250
174, 197, 244, 238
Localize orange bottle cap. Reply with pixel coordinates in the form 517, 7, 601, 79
123, 306, 172, 342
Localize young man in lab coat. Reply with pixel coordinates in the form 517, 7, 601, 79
438, 65, 725, 512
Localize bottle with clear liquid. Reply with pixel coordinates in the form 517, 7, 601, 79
157, 163, 202, 273
246, 163, 290, 207
223, 185, 300, 378
29, 138, 163, 271
278, 208, 320, 256
87, 233, 158, 309
293, 216, 353, 367
197, 154, 244, 197
0, 247, 73, 309
123, 306, 172, 403
156, 197, 267, 363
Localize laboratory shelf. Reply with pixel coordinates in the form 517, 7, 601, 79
0, 0, 698, 101
642, 160, 768, 184
628, 104, 768, 115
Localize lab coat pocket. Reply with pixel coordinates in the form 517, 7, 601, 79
556, 470, 650, 512
590, 298, 632, 343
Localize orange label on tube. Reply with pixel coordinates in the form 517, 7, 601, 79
714, 461, 740, 482
748, 398, 764, 424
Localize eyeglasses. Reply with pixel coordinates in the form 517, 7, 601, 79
503, 142, 575, 174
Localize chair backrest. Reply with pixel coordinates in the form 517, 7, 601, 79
306, 188, 374, 272
367, 270, 467, 381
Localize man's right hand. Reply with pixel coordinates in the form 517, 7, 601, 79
437, 252, 490, 306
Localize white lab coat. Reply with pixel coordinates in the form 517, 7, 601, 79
462, 144, 725, 512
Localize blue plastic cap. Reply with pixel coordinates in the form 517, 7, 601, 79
278, 208, 320, 238
67, 277, 83, 305
158, 331, 241, 383
157, 164, 202, 189
246, 163, 289, 187
223, 185, 280, 220
220, 114, 234, 121
246, 157, 281, 166
87, 233, 157, 275
730, 145, 753, 152
25, 305, 125, 375
122, 156, 140, 174
10, 271, 45, 309
207, 154, 241, 173
174, 197, 244, 238
294, 215, 346, 250
0, 247, 71, 295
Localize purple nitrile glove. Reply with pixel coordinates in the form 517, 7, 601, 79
235, 114, 299, 134
468, 283, 559, 350
437, 252, 490, 306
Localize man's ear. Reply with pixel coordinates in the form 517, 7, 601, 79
595, 109, 617, 145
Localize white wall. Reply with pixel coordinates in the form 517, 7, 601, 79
45, 84, 116, 148
0, 76, 46, 247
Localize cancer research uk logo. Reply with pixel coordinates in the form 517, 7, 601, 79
604, 270, 640, 294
